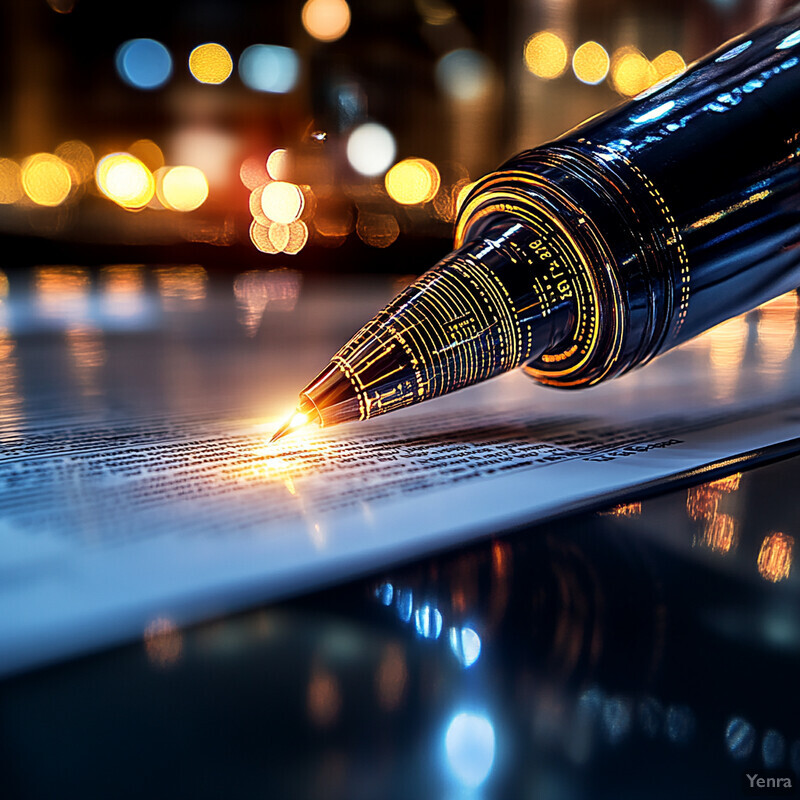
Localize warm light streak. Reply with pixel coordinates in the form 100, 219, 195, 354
189, 43, 233, 84
21, 153, 72, 207
96, 153, 155, 210
757, 532, 794, 582
385, 158, 441, 205
524, 31, 568, 79
686, 484, 719, 521
376, 643, 407, 710
301, 0, 351, 42
701, 513, 737, 553
604, 501, 642, 517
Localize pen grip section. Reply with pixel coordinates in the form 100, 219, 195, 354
325, 219, 576, 421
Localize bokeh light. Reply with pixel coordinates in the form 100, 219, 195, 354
261, 181, 304, 223
611, 48, 657, 96
115, 39, 173, 90
54, 140, 95, 184
356, 212, 399, 247
301, 0, 351, 42
240, 156, 270, 189
524, 31, 568, 79
266, 149, 290, 181
239, 44, 299, 93
385, 158, 440, 204
250, 220, 280, 254
653, 50, 686, 80
21, 153, 72, 207
283, 221, 309, 254
160, 166, 209, 212
128, 139, 164, 172
444, 712, 496, 788
346, 123, 396, 176
572, 41, 610, 84
268, 222, 290, 251
0, 159, 23, 204
189, 43, 233, 84
435, 49, 492, 100
95, 153, 155, 210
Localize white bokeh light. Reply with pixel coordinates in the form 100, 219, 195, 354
346, 123, 396, 176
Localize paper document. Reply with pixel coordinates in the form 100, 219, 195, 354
2, 269, 800, 675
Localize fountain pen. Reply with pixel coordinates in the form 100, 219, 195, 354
273, 6, 800, 442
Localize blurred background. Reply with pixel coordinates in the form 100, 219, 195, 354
0, 0, 789, 271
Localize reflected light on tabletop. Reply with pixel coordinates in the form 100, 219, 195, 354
757, 532, 794, 583
143, 617, 183, 669
154, 266, 207, 310
35, 266, 89, 321
99, 265, 146, 318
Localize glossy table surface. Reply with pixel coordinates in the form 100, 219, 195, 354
1, 265, 799, 799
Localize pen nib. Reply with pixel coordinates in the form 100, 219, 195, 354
270, 406, 319, 443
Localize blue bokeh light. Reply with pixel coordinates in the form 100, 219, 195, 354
115, 39, 173, 90
414, 603, 443, 639
239, 45, 299, 93
444, 712, 496, 788
448, 626, 481, 668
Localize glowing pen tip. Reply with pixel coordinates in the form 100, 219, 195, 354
270, 408, 318, 443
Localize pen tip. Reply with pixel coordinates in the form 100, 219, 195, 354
270, 406, 319, 443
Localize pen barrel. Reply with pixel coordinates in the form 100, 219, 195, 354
457, 4, 800, 387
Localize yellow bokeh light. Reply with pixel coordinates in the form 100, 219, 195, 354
261, 181, 304, 224
161, 166, 209, 212
284, 221, 309, 254
267, 148, 290, 181
302, 0, 351, 42
128, 139, 165, 172
572, 41, 610, 85
54, 140, 95, 184
268, 222, 290, 251
0, 159, 23, 204
524, 31, 568, 79
96, 153, 155, 210
21, 153, 72, 207
250, 220, 280, 254
189, 43, 234, 84
385, 158, 440, 205
611, 49, 657, 97
653, 50, 686, 80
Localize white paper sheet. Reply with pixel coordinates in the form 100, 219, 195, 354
2, 272, 800, 676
